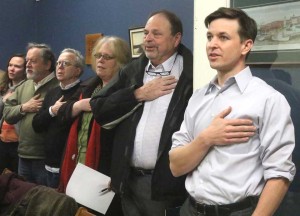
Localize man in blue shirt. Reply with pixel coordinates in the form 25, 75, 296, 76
170, 7, 295, 216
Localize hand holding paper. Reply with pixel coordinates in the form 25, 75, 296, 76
66, 163, 115, 214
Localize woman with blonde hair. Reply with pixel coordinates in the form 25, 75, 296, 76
59, 36, 131, 216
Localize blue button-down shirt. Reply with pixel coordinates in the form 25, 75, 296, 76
172, 66, 296, 205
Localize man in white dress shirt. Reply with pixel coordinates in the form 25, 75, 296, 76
91, 10, 193, 216
170, 7, 295, 216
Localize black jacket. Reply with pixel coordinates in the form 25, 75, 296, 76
58, 76, 115, 176
32, 83, 81, 168
90, 44, 193, 204
58, 76, 123, 216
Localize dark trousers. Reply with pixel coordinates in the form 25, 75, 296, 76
46, 169, 60, 188
18, 157, 46, 185
121, 172, 169, 216
180, 197, 256, 216
0, 140, 18, 173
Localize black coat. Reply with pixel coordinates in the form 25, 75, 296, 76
58, 77, 123, 216
58, 76, 115, 176
32, 83, 81, 168
90, 44, 193, 204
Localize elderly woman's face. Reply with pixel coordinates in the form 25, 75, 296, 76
94, 42, 118, 84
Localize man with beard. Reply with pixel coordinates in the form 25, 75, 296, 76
4, 43, 58, 185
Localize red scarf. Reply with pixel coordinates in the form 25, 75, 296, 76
58, 94, 101, 193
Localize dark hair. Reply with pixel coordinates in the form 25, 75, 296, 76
4, 53, 27, 91
204, 7, 257, 43
27, 42, 56, 72
149, 10, 183, 36
6, 53, 26, 70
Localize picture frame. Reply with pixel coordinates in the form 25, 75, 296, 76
85, 33, 103, 64
231, 0, 300, 64
129, 27, 144, 58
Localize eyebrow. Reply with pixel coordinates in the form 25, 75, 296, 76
207, 31, 229, 36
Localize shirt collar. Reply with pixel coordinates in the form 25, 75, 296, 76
146, 52, 178, 72
60, 79, 80, 90
34, 72, 55, 91
205, 66, 252, 95
9, 79, 26, 90
233, 66, 252, 93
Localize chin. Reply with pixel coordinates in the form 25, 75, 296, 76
96, 71, 103, 78
209, 63, 218, 70
145, 51, 156, 59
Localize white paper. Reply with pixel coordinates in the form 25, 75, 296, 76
66, 163, 115, 214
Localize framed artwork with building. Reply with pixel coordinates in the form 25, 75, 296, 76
129, 27, 144, 58
231, 0, 300, 64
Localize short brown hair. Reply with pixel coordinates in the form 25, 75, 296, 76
205, 7, 257, 43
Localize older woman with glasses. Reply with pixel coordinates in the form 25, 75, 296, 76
58, 36, 131, 215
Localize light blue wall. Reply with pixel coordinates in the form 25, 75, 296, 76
0, 0, 194, 80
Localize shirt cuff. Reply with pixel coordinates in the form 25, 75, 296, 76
19, 105, 26, 115
49, 106, 56, 117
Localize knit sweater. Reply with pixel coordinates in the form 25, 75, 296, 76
3, 75, 58, 159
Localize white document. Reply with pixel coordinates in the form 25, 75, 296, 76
66, 163, 115, 214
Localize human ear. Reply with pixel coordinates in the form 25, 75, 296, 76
241, 39, 253, 56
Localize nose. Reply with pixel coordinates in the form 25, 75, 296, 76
144, 33, 153, 41
207, 37, 218, 49
97, 56, 105, 63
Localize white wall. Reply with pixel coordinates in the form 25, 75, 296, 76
193, 0, 230, 89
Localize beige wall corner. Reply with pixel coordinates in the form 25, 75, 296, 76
193, 0, 230, 90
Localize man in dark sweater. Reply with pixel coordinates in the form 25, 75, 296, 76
32, 48, 84, 188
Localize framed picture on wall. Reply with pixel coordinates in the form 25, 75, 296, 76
231, 0, 300, 64
85, 33, 103, 64
129, 27, 144, 58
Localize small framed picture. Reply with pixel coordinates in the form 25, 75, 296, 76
129, 27, 144, 58
85, 33, 103, 64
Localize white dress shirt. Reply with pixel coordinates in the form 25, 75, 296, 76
131, 52, 183, 169
172, 67, 296, 204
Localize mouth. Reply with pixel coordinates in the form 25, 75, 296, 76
208, 53, 220, 60
97, 65, 105, 70
144, 45, 156, 52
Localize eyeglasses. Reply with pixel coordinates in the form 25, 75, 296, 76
56, 60, 74, 68
146, 71, 171, 76
146, 54, 178, 77
94, 53, 115, 61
